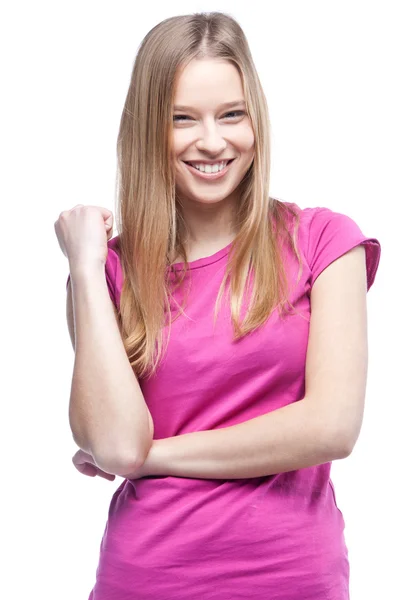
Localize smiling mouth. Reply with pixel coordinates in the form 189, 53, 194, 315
183, 159, 235, 168
181, 158, 236, 180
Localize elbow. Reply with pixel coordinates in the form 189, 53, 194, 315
316, 422, 351, 462
313, 405, 355, 460
339, 436, 355, 458
94, 424, 154, 477
330, 428, 354, 459
71, 410, 154, 477
96, 452, 144, 478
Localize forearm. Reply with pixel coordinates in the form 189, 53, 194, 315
69, 264, 152, 473
128, 398, 347, 480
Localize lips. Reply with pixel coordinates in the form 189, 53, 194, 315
182, 158, 236, 180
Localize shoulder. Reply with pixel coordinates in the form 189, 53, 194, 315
275, 200, 381, 292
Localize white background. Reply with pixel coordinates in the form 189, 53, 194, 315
1, 1, 397, 598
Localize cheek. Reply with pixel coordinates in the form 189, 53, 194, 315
172, 130, 191, 155
238, 126, 255, 152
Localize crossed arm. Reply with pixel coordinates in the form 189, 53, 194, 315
72, 246, 367, 481
120, 397, 348, 480
121, 246, 367, 480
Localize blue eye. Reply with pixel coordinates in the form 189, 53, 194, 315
173, 110, 245, 122
224, 111, 245, 119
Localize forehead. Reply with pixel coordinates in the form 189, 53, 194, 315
173, 59, 244, 109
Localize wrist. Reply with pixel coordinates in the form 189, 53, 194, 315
144, 439, 165, 477
68, 259, 105, 281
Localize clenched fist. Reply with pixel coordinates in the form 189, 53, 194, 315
72, 449, 116, 482
54, 204, 114, 268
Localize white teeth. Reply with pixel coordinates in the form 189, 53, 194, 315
190, 161, 228, 173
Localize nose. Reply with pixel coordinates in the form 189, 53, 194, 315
195, 120, 227, 156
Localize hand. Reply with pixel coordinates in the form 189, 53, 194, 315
72, 449, 116, 482
54, 204, 114, 267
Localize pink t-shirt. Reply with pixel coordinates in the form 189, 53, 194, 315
67, 202, 381, 599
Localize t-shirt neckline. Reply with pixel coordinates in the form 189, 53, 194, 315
170, 240, 234, 271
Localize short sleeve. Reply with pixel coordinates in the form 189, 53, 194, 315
65, 238, 119, 309
307, 207, 381, 292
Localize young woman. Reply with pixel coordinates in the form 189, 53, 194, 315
56, 11, 381, 600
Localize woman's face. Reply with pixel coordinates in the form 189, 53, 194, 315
172, 58, 255, 208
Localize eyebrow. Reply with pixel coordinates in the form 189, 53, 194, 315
173, 100, 246, 111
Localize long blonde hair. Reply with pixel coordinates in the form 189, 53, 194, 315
114, 11, 304, 380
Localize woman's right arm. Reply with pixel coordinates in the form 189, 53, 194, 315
66, 263, 154, 477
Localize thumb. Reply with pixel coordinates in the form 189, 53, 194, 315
102, 211, 114, 240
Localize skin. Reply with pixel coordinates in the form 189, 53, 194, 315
72, 448, 116, 481
173, 58, 255, 258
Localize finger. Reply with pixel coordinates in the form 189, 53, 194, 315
98, 470, 116, 481
74, 462, 97, 477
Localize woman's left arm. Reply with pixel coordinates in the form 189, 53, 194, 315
124, 245, 368, 480
124, 397, 347, 480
